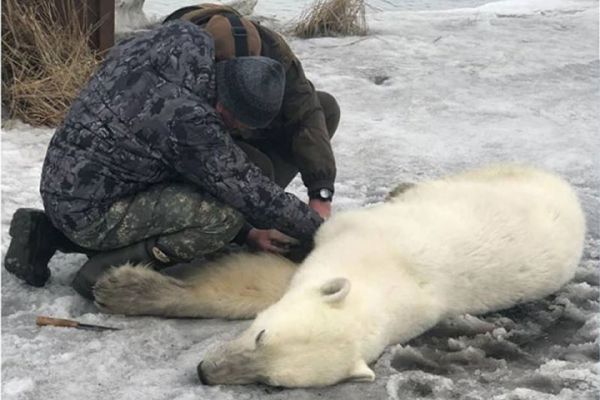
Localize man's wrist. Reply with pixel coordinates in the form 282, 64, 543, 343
308, 188, 334, 202
232, 222, 253, 245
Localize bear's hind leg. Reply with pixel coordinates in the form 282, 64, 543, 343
93, 263, 203, 317
94, 252, 296, 319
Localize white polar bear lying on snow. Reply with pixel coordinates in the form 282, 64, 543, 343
94, 165, 585, 388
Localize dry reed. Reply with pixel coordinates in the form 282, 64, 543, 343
293, 0, 367, 38
1, 0, 100, 126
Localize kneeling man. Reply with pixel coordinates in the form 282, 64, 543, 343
4, 21, 325, 299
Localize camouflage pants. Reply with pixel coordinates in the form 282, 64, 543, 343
69, 183, 244, 261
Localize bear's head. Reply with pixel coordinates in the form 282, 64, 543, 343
197, 277, 376, 387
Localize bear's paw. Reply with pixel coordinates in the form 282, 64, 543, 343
93, 263, 177, 315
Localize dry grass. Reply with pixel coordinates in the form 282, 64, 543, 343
1, 0, 100, 126
293, 0, 367, 38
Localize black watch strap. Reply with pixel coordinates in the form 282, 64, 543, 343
309, 188, 333, 202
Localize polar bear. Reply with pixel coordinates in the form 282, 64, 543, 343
94, 165, 585, 388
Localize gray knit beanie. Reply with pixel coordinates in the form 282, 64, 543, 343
216, 56, 285, 129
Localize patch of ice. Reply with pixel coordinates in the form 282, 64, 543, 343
2, 378, 35, 396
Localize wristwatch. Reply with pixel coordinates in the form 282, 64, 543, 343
309, 188, 333, 202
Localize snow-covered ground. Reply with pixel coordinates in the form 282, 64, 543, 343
2, 0, 599, 399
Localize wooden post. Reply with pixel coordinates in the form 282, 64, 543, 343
52, 0, 115, 53
87, 0, 115, 53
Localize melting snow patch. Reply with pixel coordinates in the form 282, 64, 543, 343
3, 378, 35, 396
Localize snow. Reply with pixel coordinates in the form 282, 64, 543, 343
3, 378, 35, 396
2, 0, 599, 399
116, 0, 150, 33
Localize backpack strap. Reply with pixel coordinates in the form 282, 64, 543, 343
163, 4, 243, 27
223, 13, 249, 57
162, 5, 203, 23
162, 6, 250, 57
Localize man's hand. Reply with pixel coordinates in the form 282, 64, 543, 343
309, 199, 332, 219
246, 228, 300, 253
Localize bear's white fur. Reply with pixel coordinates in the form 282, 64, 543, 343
196, 165, 585, 387
94, 165, 585, 388
94, 252, 296, 319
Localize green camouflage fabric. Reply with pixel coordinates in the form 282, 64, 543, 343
69, 183, 244, 260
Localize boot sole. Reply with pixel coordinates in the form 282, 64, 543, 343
4, 209, 51, 287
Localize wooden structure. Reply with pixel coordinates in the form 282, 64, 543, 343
86, 0, 115, 52
53, 0, 115, 53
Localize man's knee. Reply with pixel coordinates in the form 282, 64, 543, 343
156, 210, 244, 261
316, 91, 340, 139
184, 202, 244, 241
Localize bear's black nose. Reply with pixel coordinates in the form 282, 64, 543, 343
197, 361, 209, 385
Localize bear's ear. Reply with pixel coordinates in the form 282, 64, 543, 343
348, 360, 375, 382
319, 278, 351, 303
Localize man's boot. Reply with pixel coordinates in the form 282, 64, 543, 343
71, 238, 178, 300
4, 208, 93, 287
